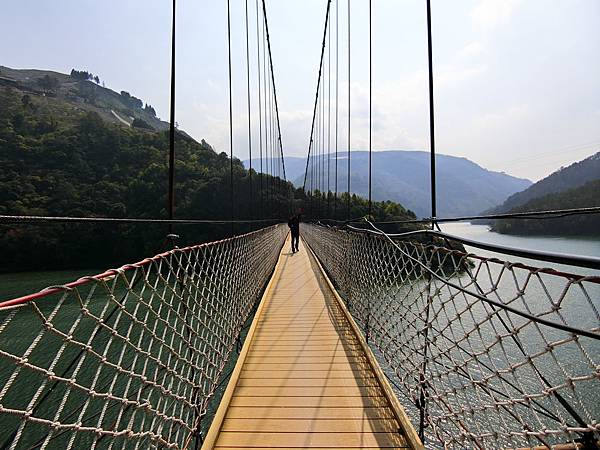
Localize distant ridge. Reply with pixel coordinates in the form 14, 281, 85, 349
487, 151, 600, 214
245, 151, 531, 218
491, 179, 600, 236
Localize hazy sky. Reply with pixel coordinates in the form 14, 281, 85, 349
2, 0, 599, 181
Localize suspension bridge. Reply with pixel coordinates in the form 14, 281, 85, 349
1, 1, 600, 449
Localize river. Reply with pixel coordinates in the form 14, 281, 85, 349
440, 221, 600, 261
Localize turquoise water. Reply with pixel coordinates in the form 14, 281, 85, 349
440, 222, 600, 261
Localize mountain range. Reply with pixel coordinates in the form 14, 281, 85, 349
246, 152, 532, 218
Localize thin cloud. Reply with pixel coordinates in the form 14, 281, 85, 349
471, 0, 521, 29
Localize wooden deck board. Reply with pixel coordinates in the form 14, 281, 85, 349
202, 236, 421, 449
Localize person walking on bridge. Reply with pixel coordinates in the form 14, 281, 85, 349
288, 213, 301, 253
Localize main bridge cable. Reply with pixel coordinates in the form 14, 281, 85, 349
261, 0, 288, 215
302, 0, 333, 195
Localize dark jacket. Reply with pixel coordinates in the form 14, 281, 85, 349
288, 215, 300, 235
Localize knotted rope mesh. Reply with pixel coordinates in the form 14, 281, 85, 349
302, 223, 600, 449
0, 224, 286, 450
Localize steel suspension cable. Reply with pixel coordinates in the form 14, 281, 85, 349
302, 0, 332, 193
321, 80, 325, 210
226, 0, 234, 234
315, 88, 319, 218
368, 0, 372, 217
346, 0, 351, 221
261, 12, 269, 212
321, 66, 325, 198
426, 0, 437, 226
245, 0, 253, 220
168, 0, 176, 231
267, 52, 272, 212
318, 83, 322, 210
255, 0, 263, 219
327, 22, 331, 218
270, 68, 274, 212
335, 0, 339, 219
266, 70, 271, 211
261, 0, 288, 186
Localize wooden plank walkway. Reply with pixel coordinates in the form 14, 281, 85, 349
202, 236, 422, 449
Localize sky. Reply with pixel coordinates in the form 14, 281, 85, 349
1, 0, 599, 181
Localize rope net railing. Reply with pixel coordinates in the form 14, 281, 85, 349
301, 223, 600, 449
0, 224, 287, 450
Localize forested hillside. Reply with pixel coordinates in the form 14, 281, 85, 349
0, 83, 415, 271
487, 151, 600, 214
491, 180, 600, 236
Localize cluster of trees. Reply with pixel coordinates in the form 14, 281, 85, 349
120, 91, 157, 117
144, 104, 156, 117
131, 118, 154, 130
491, 180, 600, 236
1, 86, 415, 272
70, 69, 100, 85
36, 75, 60, 92
120, 90, 143, 109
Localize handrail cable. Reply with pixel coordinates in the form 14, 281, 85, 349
244, 0, 253, 220
302, 0, 333, 192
